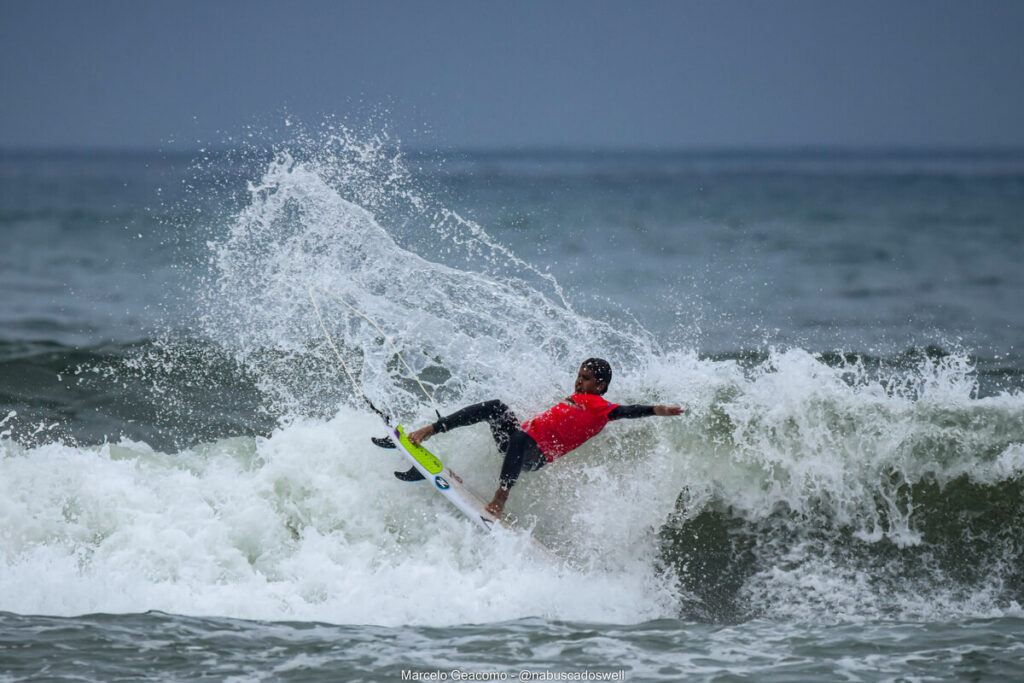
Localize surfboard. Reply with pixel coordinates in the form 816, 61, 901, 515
389, 425, 554, 556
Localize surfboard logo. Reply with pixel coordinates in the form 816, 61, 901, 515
434, 475, 450, 490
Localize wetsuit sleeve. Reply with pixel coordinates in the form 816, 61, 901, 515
607, 404, 656, 420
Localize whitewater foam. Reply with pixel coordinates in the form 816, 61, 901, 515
0, 410, 677, 624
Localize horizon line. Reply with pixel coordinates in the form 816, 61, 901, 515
4, 143, 1024, 157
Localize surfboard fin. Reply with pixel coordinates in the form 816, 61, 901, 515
394, 466, 426, 482
372, 436, 397, 449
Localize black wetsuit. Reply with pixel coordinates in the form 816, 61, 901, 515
398, 399, 656, 489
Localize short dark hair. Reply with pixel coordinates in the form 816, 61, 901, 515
581, 358, 612, 393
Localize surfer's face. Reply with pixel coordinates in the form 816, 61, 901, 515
575, 366, 607, 395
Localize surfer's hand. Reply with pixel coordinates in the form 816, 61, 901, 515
654, 405, 685, 416
408, 425, 435, 444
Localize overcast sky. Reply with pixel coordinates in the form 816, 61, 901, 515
2, 0, 1022, 150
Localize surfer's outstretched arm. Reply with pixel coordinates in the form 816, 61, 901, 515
608, 404, 685, 419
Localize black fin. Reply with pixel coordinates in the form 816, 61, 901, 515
394, 467, 426, 482
372, 436, 397, 449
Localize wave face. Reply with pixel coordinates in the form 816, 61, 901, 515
655, 348, 1024, 621
1, 137, 1023, 626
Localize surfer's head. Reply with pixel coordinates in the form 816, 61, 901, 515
576, 358, 612, 395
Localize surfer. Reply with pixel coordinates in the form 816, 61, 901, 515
401, 358, 684, 516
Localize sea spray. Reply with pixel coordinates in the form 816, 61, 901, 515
200, 133, 656, 424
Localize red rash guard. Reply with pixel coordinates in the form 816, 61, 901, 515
522, 393, 619, 461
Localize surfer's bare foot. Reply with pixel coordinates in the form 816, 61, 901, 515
484, 488, 509, 516
407, 425, 435, 444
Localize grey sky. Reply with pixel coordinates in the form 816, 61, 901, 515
2, 0, 1022, 150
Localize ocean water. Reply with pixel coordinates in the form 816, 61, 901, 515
2, 135, 1024, 681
